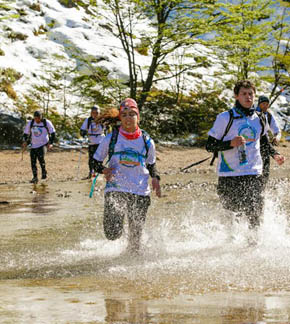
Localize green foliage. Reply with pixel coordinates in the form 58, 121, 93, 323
0, 48, 4, 56
0, 68, 22, 83
135, 37, 150, 56
57, 0, 89, 8
47, 19, 56, 29
211, 0, 275, 80
0, 68, 22, 100
33, 25, 47, 36
140, 88, 228, 145
29, 3, 41, 11
261, 4, 290, 100
7, 31, 28, 41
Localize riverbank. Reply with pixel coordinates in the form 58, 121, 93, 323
0, 142, 289, 185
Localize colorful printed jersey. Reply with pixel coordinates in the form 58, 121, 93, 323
93, 132, 156, 196
208, 108, 266, 177
80, 118, 105, 145
24, 119, 55, 149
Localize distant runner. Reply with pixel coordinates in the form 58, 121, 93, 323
80, 105, 105, 179
22, 111, 56, 184
256, 95, 282, 187
206, 80, 285, 233
93, 98, 161, 254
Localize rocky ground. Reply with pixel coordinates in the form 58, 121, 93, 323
0, 142, 289, 185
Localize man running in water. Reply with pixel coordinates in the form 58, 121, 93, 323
206, 80, 285, 233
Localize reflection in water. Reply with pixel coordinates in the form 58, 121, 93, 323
31, 183, 50, 214
105, 297, 149, 324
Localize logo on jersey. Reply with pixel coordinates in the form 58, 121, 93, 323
32, 126, 43, 137
119, 148, 142, 168
238, 124, 256, 146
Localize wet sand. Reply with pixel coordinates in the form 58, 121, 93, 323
0, 141, 290, 184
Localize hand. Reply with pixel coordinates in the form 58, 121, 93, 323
152, 177, 161, 198
103, 167, 115, 182
273, 154, 285, 166
230, 136, 246, 147
47, 144, 53, 151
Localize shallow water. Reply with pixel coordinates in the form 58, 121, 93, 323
1, 174, 290, 323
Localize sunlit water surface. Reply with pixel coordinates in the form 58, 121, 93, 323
0, 175, 290, 324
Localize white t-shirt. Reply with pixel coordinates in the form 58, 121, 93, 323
94, 131, 156, 196
208, 108, 266, 177
24, 119, 55, 149
80, 118, 104, 145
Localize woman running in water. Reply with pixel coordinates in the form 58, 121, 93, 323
93, 98, 161, 254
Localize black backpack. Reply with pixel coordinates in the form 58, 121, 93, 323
210, 109, 266, 165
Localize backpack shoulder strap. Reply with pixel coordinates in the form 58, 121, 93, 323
141, 129, 151, 159
256, 111, 266, 136
108, 127, 119, 161
42, 118, 50, 134
87, 117, 93, 131
30, 119, 34, 130
221, 108, 234, 141
210, 108, 234, 166
267, 111, 272, 126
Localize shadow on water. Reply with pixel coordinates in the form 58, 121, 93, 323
0, 177, 290, 323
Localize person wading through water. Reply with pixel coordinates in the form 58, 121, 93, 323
22, 111, 56, 184
256, 95, 282, 188
206, 80, 285, 240
93, 98, 161, 254
80, 105, 105, 179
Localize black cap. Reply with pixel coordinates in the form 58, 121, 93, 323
91, 105, 100, 113
258, 95, 270, 105
33, 111, 42, 117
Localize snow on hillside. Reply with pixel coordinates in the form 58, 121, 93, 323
0, 0, 289, 131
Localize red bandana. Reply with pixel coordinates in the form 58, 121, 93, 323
119, 126, 142, 140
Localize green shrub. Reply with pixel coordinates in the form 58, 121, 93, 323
0, 81, 17, 99
29, 3, 41, 11
0, 48, 5, 56
140, 88, 229, 145
8, 31, 28, 41
0, 68, 23, 83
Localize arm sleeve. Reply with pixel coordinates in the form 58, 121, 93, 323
49, 132, 56, 144
146, 163, 160, 180
95, 160, 105, 174
23, 122, 31, 142
206, 135, 232, 153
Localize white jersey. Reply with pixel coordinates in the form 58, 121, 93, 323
24, 119, 55, 149
208, 108, 266, 177
94, 131, 156, 196
80, 118, 104, 145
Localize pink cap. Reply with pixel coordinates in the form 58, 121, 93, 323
119, 98, 139, 118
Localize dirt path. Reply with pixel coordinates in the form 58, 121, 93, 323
0, 142, 289, 184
